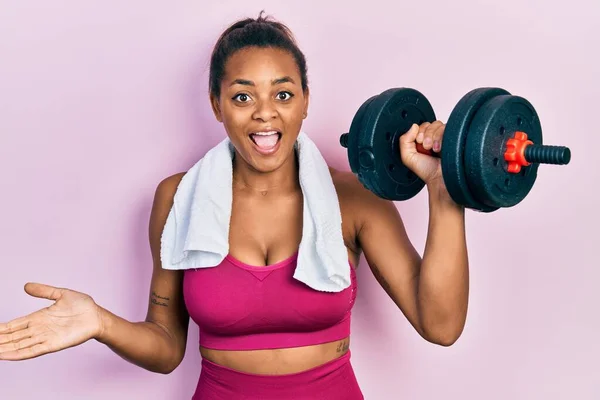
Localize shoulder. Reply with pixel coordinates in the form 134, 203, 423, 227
328, 166, 400, 232
154, 172, 187, 202
328, 167, 358, 196
149, 172, 187, 231
328, 166, 391, 208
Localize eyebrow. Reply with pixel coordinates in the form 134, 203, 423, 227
230, 76, 296, 87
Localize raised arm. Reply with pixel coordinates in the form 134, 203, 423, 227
355, 182, 468, 346
351, 122, 469, 346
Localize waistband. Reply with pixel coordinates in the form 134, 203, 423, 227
193, 351, 363, 399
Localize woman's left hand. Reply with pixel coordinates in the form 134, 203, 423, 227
399, 121, 447, 191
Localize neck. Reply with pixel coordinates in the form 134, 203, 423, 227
232, 150, 300, 196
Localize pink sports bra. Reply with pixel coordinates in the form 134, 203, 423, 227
183, 251, 357, 351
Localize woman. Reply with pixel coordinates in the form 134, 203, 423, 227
0, 12, 468, 399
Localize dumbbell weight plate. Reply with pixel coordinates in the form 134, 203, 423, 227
356, 88, 436, 200
346, 95, 377, 177
464, 94, 542, 208
442, 88, 511, 212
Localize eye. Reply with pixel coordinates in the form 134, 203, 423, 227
277, 91, 294, 101
233, 93, 251, 103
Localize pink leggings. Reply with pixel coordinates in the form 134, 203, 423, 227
191, 351, 364, 400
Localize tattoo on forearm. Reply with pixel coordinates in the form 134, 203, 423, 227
336, 339, 349, 353
151, 291, 170, 307
151, 299, 168, 307
152, 291, 170, 300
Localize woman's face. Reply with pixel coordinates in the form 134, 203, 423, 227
211, 46, 309, 173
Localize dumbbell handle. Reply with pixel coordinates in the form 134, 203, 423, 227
522, 144, 571, 165
340, 131, 571, 168
415, 134, 571, 171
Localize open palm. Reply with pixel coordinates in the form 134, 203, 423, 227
0, 283, 103, 361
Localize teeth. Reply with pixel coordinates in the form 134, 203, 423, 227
252, 131, 278, 136
249, 131, 281, 146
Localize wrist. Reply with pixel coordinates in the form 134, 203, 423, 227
94, 305, 112, 343
426, 179, 461, 209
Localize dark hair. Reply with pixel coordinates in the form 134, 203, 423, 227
209, 11, 309, 99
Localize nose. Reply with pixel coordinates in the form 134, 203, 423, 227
252, 98, 277, 122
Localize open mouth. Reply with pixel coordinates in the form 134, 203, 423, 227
249, 130, 282, 154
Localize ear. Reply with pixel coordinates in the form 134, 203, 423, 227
210, 94, 223, 122
302, 87, 310, 119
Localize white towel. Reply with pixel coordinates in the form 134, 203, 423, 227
160, 131, 351, 292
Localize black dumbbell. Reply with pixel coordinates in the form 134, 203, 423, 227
339, 87, 571, 212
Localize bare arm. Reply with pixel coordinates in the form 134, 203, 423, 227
96, 173, 190, 373
348, 175, 468, 346
418, 183, 468, 344
0, 174, 189, 370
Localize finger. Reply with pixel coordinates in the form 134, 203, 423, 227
0, 343, 50, 361
416, 122, 431, 143
24, 283, 63, 301
0, 332, 44, 354
422, 121, 444, 150
0, 326, 33, 345
399, 124, 420, 165
400, 123, 419, 143
0, 317, 28, 334
431, 123, 445, 153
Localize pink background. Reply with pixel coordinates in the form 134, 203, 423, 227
1, 1, 598, 399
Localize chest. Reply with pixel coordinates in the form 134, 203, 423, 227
228, 191, 304, 265
227, 189, 360, 267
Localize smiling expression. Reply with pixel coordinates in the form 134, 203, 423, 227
211, 46, 309, 173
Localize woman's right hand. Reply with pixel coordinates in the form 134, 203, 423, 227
0, 283, 104, 361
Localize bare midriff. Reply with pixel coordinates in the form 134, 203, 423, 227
200, 336, 350, 375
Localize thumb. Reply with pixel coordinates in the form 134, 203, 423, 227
399, 123, 419, 148
399, 123, 419, 159
24, 282, 63, 301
